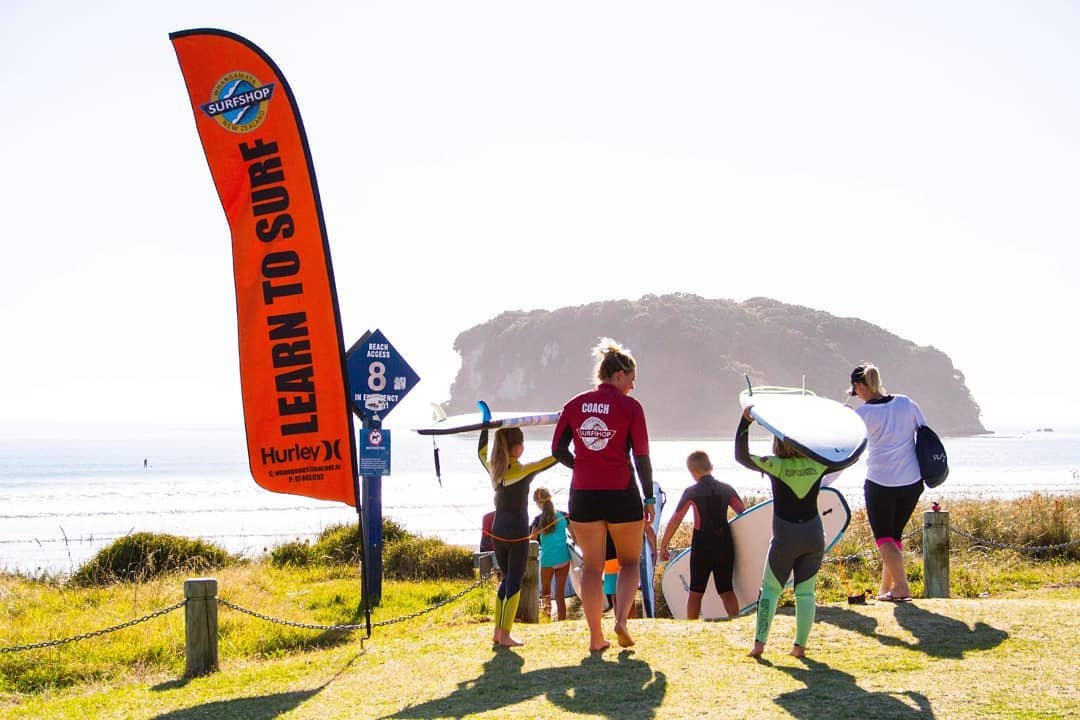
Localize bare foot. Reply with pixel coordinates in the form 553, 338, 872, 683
789, 644, 805, 658
498, 635, 523, 647
492, 629, 502, 646
748, 641, 765, 658
613, 623, 635, 648
589, 639, 611, 653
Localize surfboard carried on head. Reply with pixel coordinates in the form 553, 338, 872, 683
739, 380, 867, 471
661, 487, 851, 619
413, 401, 561, 436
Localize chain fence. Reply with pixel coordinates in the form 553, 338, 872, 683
0, 574, 493, 654
3, 525, 1078, 655
0, 600, 185, 654
948, 526, 1080, 553
218, 573, 491, 632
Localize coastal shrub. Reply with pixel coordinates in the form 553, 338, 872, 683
72, 533, 233, 586
270, 540, 315, 567
384, 536, 473, 580
309, 518, 412, 565
945, 494, 1080, 560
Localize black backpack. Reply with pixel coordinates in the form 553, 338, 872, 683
915, 425, 949, 488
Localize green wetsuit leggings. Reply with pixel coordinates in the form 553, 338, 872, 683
755, 514, 824, 648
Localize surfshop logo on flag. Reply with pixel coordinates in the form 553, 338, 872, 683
199, 71, 276, 133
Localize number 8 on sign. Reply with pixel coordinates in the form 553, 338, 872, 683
369, 361, 386, 391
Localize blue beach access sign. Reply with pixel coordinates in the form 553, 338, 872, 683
345, 329, 420, 422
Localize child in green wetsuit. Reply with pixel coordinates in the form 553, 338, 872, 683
735, 407, 829, 658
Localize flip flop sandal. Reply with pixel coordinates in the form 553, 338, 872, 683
879, 593, 913, 603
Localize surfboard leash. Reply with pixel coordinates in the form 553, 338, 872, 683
483, 515, 563, 544
431, 437, 442, 487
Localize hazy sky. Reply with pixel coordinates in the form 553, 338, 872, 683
2, 1, 1077, 433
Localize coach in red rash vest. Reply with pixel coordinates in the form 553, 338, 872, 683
552, 338, 654, 653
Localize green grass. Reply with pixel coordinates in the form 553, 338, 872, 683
2, 494, 1078, 718
1, 587, 1077, 719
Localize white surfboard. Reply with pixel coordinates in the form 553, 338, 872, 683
660, 486, 851, 620
739, 386, 866, 469
414, 410, 561, 436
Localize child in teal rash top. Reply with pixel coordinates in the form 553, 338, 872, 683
734, 407, 829, 659
530, 487, 575, 620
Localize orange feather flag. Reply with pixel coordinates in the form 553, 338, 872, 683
171, 29, 357, 506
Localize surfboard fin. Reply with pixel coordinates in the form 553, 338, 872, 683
430, 403, 448, 423
476, 400, 492, 423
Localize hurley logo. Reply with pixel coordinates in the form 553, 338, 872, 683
260, 439, 343, 465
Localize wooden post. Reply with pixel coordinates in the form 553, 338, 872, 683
184, 578, 219, 677
518, 541, 540, 623
922, 511, 950, 598
473, 551, 495, 578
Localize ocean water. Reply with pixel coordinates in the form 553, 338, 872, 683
1, 424, 1078, 574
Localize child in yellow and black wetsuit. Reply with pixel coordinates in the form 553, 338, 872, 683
735, 407, 829, 658
479, 426, 559, 647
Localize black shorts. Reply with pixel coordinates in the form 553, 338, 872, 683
864, 479, 923, 544
689, 530, 734, 594
569, 481, 643, 524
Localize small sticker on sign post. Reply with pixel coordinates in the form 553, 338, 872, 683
359, 428, 391, 476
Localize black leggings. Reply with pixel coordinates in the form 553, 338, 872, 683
493, 538, 528, 599
864, 480, 923, 545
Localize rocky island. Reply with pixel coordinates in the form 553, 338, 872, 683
445, 294, 986, 438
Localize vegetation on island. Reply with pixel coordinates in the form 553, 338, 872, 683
446, 293, 987, 436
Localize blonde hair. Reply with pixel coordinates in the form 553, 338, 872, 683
533, 487, 557, 535
593, 337, 636, 382
772, 436, 802, 459
686, 450, 712, 475
859, 363, 886, 395
489, 427, 524, 488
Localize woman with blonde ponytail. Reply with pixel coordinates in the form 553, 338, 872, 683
478, 425, 558, 647
530, 487, 575, 620
552, 338, 655, 652
850, 363, 929, 602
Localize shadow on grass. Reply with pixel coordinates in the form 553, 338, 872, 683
150, 649, 363, 720
772, 657, 935, 718
385, 648, 666, 720
151, 690, 320, 720
816, 603, 1008, 658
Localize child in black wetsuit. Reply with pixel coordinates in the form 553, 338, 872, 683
659, 450, 746, 618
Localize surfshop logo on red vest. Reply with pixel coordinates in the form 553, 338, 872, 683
578, 417, 616, 451
199, 71, 277, 133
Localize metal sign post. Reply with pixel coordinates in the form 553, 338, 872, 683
346, 329, 419, 606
